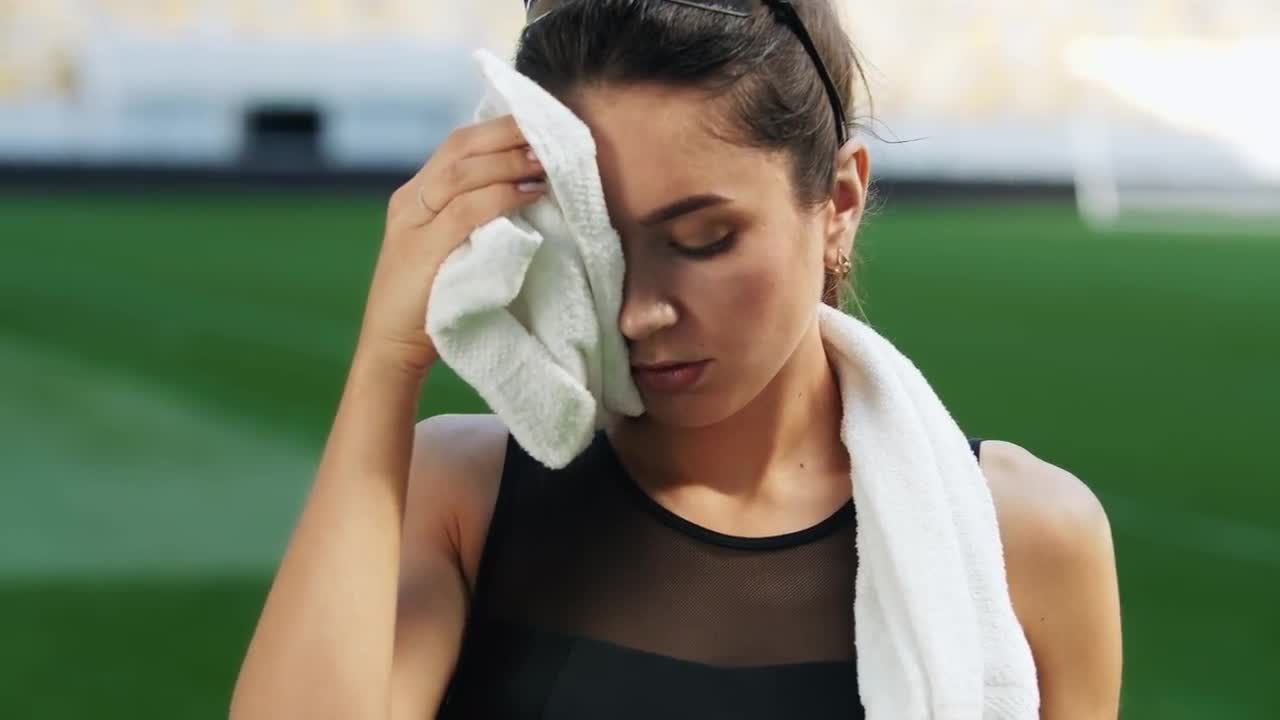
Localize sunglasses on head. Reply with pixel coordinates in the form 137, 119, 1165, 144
521, 0, 849, 146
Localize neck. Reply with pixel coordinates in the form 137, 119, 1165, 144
609, 315, 846, 504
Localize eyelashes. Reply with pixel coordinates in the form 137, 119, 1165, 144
671, 232, 736, 259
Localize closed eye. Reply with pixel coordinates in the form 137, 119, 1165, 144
672, 233, 736, 259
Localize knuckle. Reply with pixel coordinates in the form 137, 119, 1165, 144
450, 191, 478, 224
510, 147, 531, 172
451, 123, 481, 155
388, 182, 413, 212
452, 188, 499, 230
439, 125, 466, 155
437, 181, 527, 236
442, 159, 466, 189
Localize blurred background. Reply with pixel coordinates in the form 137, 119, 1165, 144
1, 1, 1277, 718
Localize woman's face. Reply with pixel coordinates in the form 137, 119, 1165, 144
568, 83, 843, 428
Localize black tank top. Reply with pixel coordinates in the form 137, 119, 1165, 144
438, 431, 985, 719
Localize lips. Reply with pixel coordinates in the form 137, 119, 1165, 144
632, 361, 697, 371
631, 359, 710, 393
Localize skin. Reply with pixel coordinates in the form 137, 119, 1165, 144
393, 85, 1121, 717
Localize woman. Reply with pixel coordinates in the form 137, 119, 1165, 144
230, 1, 1122, 718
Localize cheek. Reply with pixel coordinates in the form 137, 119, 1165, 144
718, 243, 816, 349
726, 262, 781, 318
731, 232, 819, 311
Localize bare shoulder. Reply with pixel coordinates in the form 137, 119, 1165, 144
978, 440, 1110, 559
391, 415, 509, 715
406, 413, 509, 594
978, 439, 1123, 719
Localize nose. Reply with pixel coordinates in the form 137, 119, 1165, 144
617, 266, 677, 343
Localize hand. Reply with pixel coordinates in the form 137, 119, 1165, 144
355, 115, 547, 378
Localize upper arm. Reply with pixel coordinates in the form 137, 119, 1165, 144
980, 440, 1123, 720
390, 413, 508, 720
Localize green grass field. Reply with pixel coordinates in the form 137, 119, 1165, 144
2, 189, 1277, 718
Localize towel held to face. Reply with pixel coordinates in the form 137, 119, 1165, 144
425, 49, 1040, 719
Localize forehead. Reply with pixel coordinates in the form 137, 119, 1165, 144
563, 83, 792, 224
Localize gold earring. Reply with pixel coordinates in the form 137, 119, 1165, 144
830, 248, 852, 281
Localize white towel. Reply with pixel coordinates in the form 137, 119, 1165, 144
427, 49, 1040, 719
426, 49, 644, 470
819, 303, 1039, 718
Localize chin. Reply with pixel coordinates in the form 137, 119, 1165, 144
630, 390, 744, 430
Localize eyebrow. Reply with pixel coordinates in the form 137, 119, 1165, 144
637, 193, 731, 226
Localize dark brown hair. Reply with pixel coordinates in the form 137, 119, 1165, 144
515, 0, 872, 311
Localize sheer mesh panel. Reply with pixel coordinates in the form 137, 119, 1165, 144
476, 432, 858, 668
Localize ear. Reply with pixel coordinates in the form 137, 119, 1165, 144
824, 138, 871, 265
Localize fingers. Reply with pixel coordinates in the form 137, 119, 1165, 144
434, 115, 527, 167
417, 115, 529, 206
427, 180, 547, 249
431, 145, 543, 213
390, 115, 542, 226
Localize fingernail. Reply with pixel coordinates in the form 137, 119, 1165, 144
517, 179, 547, 193
526, 148, 539, 163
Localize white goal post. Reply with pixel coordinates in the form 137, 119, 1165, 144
1067, 36, 1280, 233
